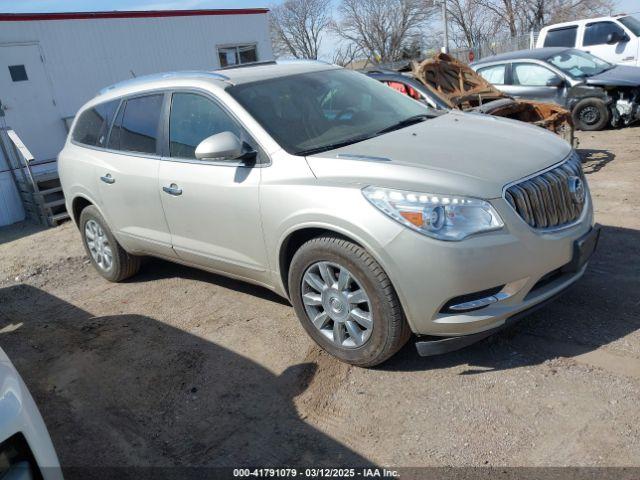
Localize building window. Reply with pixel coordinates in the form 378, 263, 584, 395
218, 44, 258, 68
8, 65, 28, 82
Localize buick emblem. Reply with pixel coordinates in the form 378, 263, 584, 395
568, 176, 585, 204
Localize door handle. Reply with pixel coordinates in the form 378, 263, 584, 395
100, 173, 115, 184
162, 183, 182, 196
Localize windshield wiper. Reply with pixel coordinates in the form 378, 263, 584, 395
295, 134, 375, 156
375, 114, 430, 136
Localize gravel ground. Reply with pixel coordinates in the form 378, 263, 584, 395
0, 126, 639, 476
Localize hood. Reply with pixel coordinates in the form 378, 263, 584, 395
306, 111, 572, 199
585, 65, 640, 87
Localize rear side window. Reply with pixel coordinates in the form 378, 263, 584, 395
584, 21, 626, 46
108, 94, 163, 154
543, 26, 578, 47
477, 64, 506, 84
72, 100, 119, 147
169, 93, 241, 159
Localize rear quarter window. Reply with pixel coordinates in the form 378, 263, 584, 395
543, 26, 578, 47
72, 100, 120, 147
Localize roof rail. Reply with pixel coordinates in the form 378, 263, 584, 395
98, 71, 230, 95
276, 59, 331, 65
219, 60, 277, 70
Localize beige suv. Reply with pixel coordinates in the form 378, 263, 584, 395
59, 61, 598, 366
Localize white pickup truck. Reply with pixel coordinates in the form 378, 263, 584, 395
537, 15, 640, 66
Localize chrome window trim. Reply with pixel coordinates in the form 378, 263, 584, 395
69, 140, 162, 161
501, 152, 589, 233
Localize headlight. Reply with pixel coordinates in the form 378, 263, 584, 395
362, 186, 503, 241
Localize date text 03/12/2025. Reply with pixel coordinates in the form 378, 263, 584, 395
233, 468, 400, 477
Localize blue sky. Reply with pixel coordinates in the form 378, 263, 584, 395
0, 0, 636, 14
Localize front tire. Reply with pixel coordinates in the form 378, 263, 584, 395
79, 205, 141, 282
289, 235, 410, 367
572, 98, 610, 131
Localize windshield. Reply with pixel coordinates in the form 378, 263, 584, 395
227, 68, 433, 155
547, 49, 613, 78
619, 15, 640, 36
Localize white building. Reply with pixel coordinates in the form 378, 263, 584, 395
0, 8, 272, 226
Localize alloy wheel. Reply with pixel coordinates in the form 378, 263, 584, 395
301, 261, 373, 348
85, 219, 113, 272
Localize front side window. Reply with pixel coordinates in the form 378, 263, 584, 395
584, 21, 626, 46
477, 64, 506, 84
227, 68, 431, 155
218, 45, 258, 68
512, 63, 559, 86
547, 49, 612, 78
72, 100, 119, 147
108, 94, 163, 154
169, 93, 241, 159
543, 26, 578, 47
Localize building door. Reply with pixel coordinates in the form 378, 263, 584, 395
0, 43, 67, 161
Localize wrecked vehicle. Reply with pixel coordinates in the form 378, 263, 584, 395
366, 53, 575, 144
472, 47, 640, 131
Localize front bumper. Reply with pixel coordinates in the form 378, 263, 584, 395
377, 193, 595, 338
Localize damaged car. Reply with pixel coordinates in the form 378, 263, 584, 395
472, 47, 640, 131
366, 53, 575, 144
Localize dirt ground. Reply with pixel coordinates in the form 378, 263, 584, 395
0, 126, 639, 476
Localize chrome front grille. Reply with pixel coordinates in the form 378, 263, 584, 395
505, 153, 586, 229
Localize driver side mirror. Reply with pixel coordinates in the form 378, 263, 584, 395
546, 76, 564, 87
195, 131, 254, 162
606, 31, 630, 44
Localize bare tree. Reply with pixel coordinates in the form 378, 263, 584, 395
446, 0, 500, 48
520, 0, 616, 31
476, 0, 616, 38
270, 0, 333, 59
333, 0, 437, 63
331, 41, 364, 67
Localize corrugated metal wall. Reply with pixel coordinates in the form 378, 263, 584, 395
0, 12, 272, 227
0, 145, 25, 226
0, 13, 272, 120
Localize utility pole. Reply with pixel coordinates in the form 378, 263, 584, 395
441, 0, 449, 53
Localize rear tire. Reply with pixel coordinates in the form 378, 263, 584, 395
79, 205, 141, 282
572, 97, 610, 131
289, 235, 411, 367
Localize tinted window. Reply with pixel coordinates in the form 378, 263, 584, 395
477, 64, 506, 84
72, 100, 120, 147
512, 63, 559, 86
543, 27, 577, 47
169, 93, 241, 159
584, 21, 626, 46
109, 94, 163, 154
